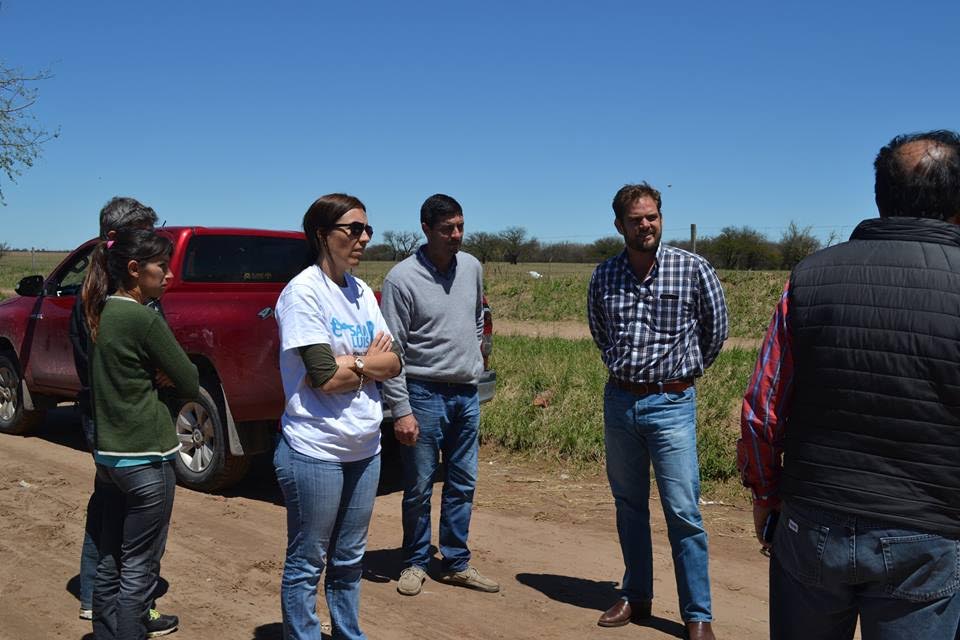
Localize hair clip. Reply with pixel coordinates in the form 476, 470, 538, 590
106, 240, 115, 249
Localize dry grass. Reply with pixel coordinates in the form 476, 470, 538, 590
0, 251, 69, 298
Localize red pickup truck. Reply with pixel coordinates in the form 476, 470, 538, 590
0, 227, 496, 491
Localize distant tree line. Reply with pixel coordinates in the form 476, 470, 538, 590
365, 221, 829, 270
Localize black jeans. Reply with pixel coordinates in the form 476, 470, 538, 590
93, 461, 176, 640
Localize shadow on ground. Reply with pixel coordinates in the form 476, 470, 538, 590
22, 406, 409, 505
361, 545, 444, 584
516, 573, 686, 638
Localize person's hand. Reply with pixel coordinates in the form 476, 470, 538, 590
754, 503, 778, 552
394, 413, 419, 446
366, 331, 393, 356
155, 371, 174, 388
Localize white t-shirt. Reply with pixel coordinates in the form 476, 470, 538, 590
275, 265, 391, 462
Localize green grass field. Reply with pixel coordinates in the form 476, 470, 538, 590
481, 336, 757, 495
1, 251, 773, 498
0, 251, 69, 297
354, 261, 786, 341
3, 255, 785, 340
383, 260, 774, 496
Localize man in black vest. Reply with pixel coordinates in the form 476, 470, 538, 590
739, 130, 960, 639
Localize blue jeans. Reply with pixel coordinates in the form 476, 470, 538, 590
93, 461, 176, 640
80, 482, 103, 610
274, 437, 380, 640
603, 383, 712, 623
770, 500, 960, 640
400, 379, 480, 573
80, 414, 99, 611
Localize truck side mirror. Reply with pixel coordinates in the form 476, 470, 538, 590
15, 275, 44, 297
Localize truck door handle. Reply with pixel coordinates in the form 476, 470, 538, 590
257, 307, 273, 319
29, 313, 43, 320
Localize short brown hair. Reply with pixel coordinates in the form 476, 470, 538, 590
612, 182, 662, 220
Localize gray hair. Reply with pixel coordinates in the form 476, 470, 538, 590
98, 196, 158, 239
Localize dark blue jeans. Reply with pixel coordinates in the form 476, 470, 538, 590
93, 461, 176, 640
80, 416, 162, 614
80, 414, 100, 611
770, 500, 960, 640
400, 379, 480, 573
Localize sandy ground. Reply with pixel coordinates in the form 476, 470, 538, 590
0, 408, 773, 640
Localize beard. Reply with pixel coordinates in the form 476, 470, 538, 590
624, 228, 661, 254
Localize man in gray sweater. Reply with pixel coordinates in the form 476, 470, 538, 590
381, 193, 500, 597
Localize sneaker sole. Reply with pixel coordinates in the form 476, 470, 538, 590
146, 625, 178, 638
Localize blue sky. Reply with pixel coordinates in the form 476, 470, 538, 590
2, 1, 958, 250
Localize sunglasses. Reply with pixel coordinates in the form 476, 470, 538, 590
330, 222, 374, 239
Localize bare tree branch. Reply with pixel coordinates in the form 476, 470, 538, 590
381, 230, 420, 260
0, 64, 59, 204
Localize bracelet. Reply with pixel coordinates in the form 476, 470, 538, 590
355, 373, 365, 397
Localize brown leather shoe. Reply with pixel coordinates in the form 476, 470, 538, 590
597, 599, 652, 627
684, 621, 716, 640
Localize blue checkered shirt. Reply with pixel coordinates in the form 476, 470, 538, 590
588, 244, 729, 383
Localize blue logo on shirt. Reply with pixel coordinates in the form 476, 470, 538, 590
331, 318, 376, 351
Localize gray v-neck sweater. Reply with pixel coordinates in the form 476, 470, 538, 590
379, 247, 484, 417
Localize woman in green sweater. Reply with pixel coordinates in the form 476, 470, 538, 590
82, 228, 199, 640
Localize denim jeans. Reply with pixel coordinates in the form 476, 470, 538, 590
80, 414, 99, 611
80, 483, 103, 611
274, 437, 380, 640
603, 383, 712, 623
400, 379, 480, 573
93, 460, 176, 640
769, 500, 960, 640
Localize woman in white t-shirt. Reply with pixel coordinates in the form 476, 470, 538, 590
274, 193, 401, 640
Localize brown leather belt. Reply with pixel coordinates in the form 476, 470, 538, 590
608, 376, 694, 395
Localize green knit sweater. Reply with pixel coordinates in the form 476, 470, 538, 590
91, 296, 199, 456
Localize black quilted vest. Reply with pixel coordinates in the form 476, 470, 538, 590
782, 216, 960, 535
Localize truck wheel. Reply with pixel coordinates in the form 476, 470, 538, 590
0, 353, 46, 435
172, 381, 250, 492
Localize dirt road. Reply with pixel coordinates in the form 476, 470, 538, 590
0, 408, 772, 640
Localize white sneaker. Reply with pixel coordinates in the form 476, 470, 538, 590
439, 566, 500, 593
79, 608, 93, 620
397, 566, 427, 596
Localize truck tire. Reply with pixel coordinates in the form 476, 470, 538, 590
171, 380, 250, 492
0, 353, 47, 435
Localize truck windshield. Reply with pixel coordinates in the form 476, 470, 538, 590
182, 235, 310, 283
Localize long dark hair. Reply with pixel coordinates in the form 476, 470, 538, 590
82, 228, 173, 341
302, 193, 366, 264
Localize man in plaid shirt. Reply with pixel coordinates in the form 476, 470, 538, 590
588, 182, 728, 640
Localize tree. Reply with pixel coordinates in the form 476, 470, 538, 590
708, 226, 780, 270
381, 230, 420, 260
498, 226, 537, 264
1, 65, 59, 204
589, 236, 623, 262
779, 221, 821, 269
462, 231, 501, 264
537, 241, 587, 263
360, 243, 394, 261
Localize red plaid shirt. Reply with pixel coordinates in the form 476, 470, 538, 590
738, 281, 794, 508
